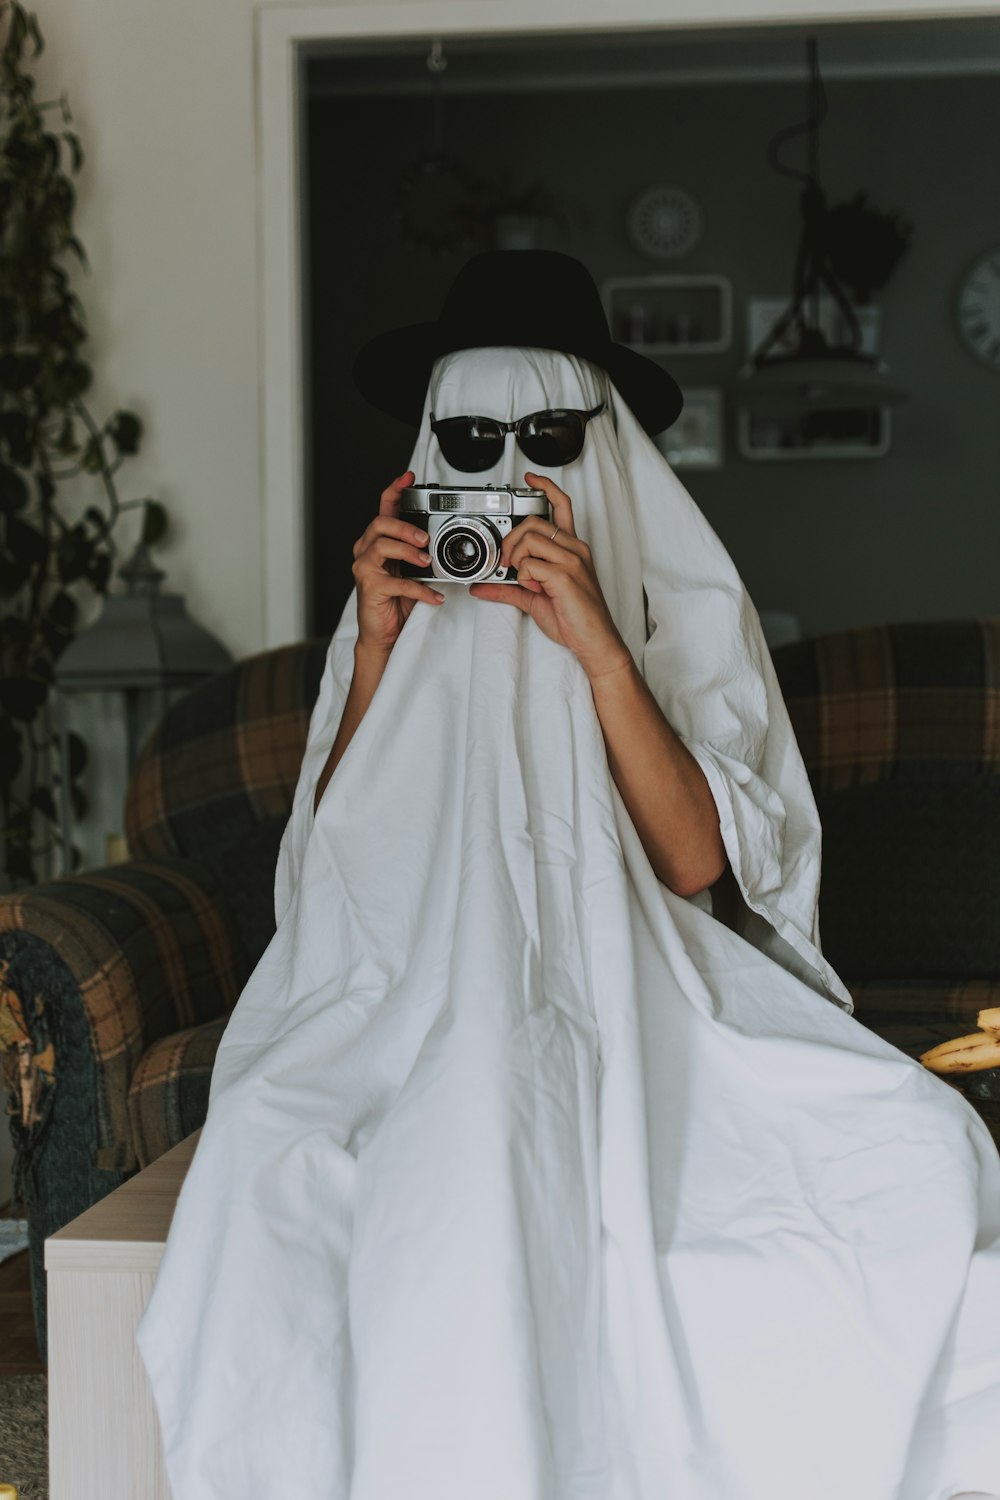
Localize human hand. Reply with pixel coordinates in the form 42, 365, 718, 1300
468, 471, 632, 682
352, 470, 445, 655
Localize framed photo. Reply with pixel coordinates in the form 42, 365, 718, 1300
655, 388, 723, 469
603, 275, 733, 355
737, 404, 892, 461
745, 295, 882, 359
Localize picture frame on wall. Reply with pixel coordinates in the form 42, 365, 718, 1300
736, 404, 892, 461
603, 275, 733, 355
655, 388, 723, 469
745, 295, 882, 359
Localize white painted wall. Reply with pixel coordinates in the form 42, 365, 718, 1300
25, 0, 265, 662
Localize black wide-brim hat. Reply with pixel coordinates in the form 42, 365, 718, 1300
351, 249, 683, 437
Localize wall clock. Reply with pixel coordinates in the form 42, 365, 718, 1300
626, 185, 702, 261
956, 249, 1000, 369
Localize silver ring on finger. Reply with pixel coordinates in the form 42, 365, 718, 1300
550, 524, 561, 542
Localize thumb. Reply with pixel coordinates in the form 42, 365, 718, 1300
468, 581, 534, 612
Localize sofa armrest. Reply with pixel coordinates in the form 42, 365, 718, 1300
0, 854, 247, 1209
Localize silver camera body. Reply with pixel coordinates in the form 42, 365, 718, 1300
398, 483, 552, 585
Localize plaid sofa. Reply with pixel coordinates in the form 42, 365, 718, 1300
0, 635, 330, 1360
2, 618, 998, 1361
770, 616, 1000, 1143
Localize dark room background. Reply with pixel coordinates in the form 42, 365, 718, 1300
303, 20, 1000, 641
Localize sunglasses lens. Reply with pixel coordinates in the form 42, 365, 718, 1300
433, 418, 503, 473
432, 407, 597, 472
519, 412, 585, 466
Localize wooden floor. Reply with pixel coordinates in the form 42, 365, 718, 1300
0, 1199, 46, 1376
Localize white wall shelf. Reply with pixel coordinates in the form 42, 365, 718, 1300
602, 273, 733, 355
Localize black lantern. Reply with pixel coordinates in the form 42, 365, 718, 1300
53, 541, 233, 875
739, 37, 911, 418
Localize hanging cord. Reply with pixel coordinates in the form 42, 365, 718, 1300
766, 35, 826, 187
756, 36, 862, 363
427, 37, 447, 159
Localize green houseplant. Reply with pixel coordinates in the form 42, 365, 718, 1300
0, 0, 165, 888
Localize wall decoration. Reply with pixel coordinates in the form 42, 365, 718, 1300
736, 37, 910, 451
625, 185, 703, 261
393, 41, 481, 257
603, 274, 732, 354
746, 296, 881, 361
823, 192, 912, 305
655, 389, 723, 469
956, 249, 1000, 370
737, 403, 891, 462
393, 41, 571, 257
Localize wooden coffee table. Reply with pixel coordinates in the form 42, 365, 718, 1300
44, 1128, 200, 1500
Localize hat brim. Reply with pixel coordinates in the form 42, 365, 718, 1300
351, 324, 683, 438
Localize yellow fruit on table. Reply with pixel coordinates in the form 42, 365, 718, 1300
976, 1006, 1000, 1034
920, 1031, 1000, 1073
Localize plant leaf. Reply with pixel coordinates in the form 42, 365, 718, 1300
29, 784, 57, 820
87, 549, 111, 593
0, 464, 30, 513
6, 514, 48, 567
56, 524, 92, 582
68, 729, 87, 777
140, 498, 167, 546
0, 716, 23, 783
0, 674, 49, 722
63, 130, 83, 172
108, 410, 142, 455
47, 589, 77, 629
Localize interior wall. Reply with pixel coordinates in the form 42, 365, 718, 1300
24, 0, 265, 660
308, 68, 1000, 639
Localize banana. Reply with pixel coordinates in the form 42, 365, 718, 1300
920, 1031, 1000, 1074
976, 1007, 1000, 1034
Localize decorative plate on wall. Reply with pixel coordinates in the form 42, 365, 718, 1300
956, 248, 1000, 370
626, 185, 703, 261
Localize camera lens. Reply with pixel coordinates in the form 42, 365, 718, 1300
433, 520, 499, 582
442, 532, 484, 575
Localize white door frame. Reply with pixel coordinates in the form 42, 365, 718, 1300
255, 0, 1000, 647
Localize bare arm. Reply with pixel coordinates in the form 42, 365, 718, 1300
313, 468, 443, 816
469, 468, 726, 900
587, 656, 726, 898
313, 643, 391, 815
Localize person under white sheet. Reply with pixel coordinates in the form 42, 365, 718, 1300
313, 456, 731, 908
136, 251, 1000, 1500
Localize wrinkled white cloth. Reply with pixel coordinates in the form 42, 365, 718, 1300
136, 347, 1000, 1500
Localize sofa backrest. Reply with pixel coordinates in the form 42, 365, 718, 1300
123, 636, 330, 966
771, 617, 1000, 983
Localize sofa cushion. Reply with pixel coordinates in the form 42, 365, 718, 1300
128, 1015, 228, 1169
123, 637, 330, 973
818, 778, 1000, 979
772, 617, 1000, 793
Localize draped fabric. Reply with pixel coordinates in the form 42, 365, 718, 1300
137, 347, 1000, 1500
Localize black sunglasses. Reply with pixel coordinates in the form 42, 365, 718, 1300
429, 401, 606, 472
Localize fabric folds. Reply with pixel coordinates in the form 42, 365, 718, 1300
137, 347, 1000, 1500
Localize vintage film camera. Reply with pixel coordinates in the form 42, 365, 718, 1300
398, 483, 552, 585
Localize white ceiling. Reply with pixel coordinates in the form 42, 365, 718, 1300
307, 16, 1000, 95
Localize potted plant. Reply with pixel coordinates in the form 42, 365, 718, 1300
0, 0, 166, 887
467, 167, 572, 250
